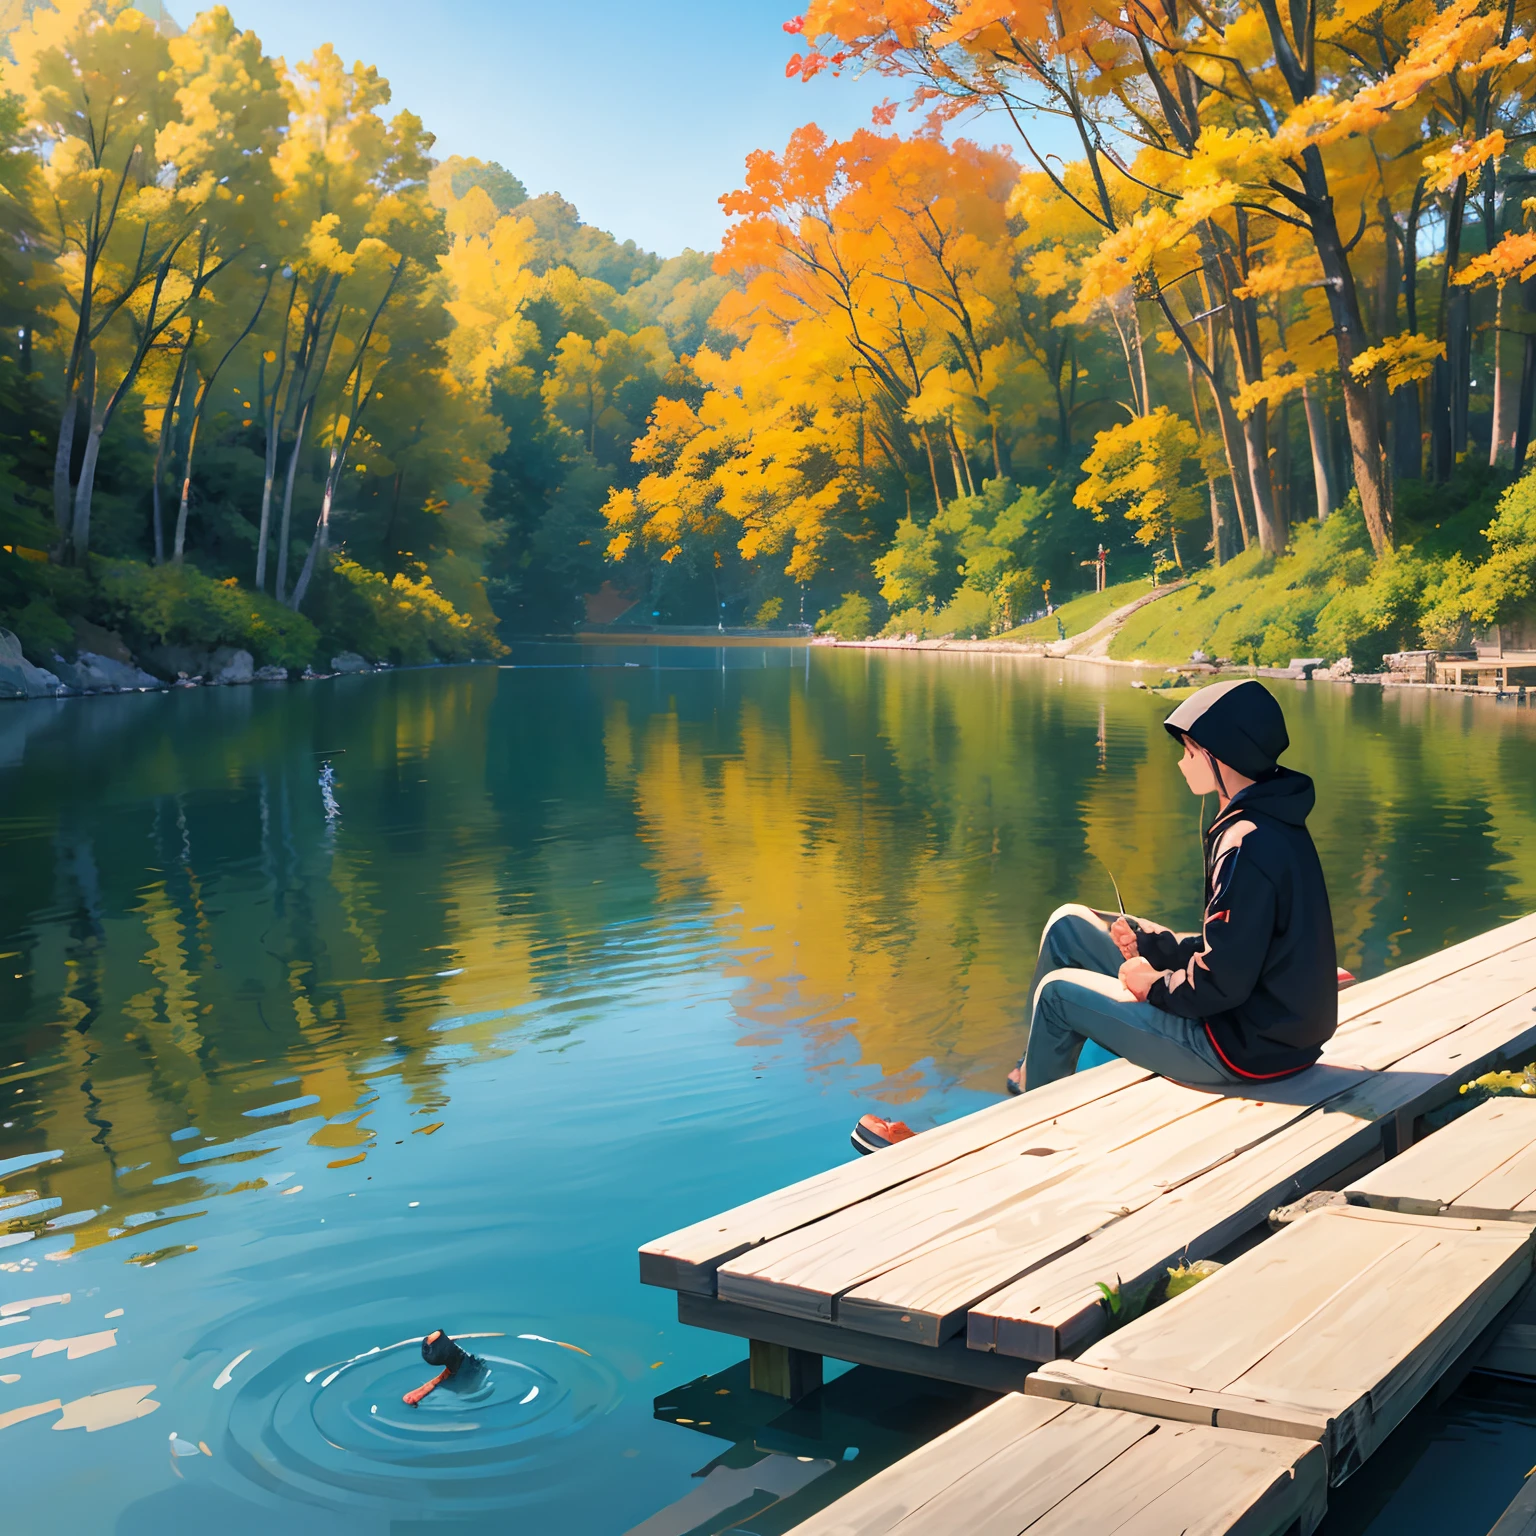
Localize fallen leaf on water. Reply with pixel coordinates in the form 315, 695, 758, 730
279, 1186, 302, 1196
126, 1245, 196, 1267
327, 1154, 365, 1169
556, 1341, 592, 1357
0, 1373, 18, 1383
198, 1441, 211, 1456
412, 1123, 443, 1136
650, 1361, 662, 1369
55, 1384, 158, 1432
0, 1398, 60, 1431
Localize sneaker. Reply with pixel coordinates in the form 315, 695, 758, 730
850, 1114, 916, 1155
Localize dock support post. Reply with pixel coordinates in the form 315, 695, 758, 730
749, 1338, 823, 1402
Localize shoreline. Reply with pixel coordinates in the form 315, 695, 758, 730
811, 634, 1536, 702
4, 632, 1531, 706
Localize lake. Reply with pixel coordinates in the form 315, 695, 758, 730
2, 646, 1535, 1535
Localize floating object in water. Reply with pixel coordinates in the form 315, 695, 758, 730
402, 1330, 481, 1407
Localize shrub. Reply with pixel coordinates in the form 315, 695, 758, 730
932, 585, 997, 638
313, 557, 505, 664
815, 591, 873, 639
96, 559, 318, 669
753, 596, 784, 627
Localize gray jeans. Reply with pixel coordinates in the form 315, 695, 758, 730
1020, 904, 1238, 1093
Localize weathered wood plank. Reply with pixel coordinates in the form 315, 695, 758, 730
639, 1059, 1151, 1294
1025, 1206, 1534, 1484
782, 1394, 1326, 1536
973, 988, 1536, 1361
1473, 1278, 1536, 1379
1347, 1099, 1536, 1218
832, 1093, 1317, 1345
1332, 915, 1536, 1033
1326, 937, 1536, 1071
1489, 1470, 1536, 1536
715, 1076, 1215, 1321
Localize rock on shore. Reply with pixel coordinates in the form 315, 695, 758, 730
0, 629, 62, 699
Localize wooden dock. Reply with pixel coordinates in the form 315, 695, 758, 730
1027, 1204, 1533, 1481
781, 1394, 1326, 1536
644, 913, 1536, 1389
641, 912, 1536, 1532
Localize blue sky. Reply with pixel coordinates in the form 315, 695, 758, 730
230, 0, 1010, 256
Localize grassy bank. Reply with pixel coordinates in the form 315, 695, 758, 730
1001, 579, 1151, 641
1110, 478, 1536, 669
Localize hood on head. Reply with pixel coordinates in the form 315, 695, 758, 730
1163, 678, 1289, 779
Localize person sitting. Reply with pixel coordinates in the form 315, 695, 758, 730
853, 679, 1339, 1154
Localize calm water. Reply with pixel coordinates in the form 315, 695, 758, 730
1, 647, 1535, 1535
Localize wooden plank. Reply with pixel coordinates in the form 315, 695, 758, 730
1348, 1099, 1536, 1218
973, 989, 1536, 1362
909, 965, 1536, 1357
639, 1059, 1152, 1294
1025, 1207, 1533, 1484
1325, 937, 1536, 1071
715, 1076, 1218, 1321
1475, 1279, 1536, 1379
1490, 1471, 1536, 1536
781, 1394, 1072, 1536
677, 1291, 1039, 1392
1025, 1423, 1326, 1536
1332, 916, 1536, 1034
832, 1093, 1317, 1346
858, 1399, 1156, 1536
783, 1394, 1326, 1536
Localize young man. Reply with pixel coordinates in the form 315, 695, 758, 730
853, 679, 1338, 1153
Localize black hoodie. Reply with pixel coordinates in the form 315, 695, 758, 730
1135, 681, 1338, 1079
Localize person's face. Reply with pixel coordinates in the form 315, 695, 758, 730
1176, 737, 1221, 796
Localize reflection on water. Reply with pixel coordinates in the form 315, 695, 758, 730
0, 651, 1533, 1532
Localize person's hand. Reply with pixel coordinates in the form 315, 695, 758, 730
1118, 956, 1159, 1003
1109, 916, 1140, 961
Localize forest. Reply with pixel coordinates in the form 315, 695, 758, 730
2, 0, 1536, 674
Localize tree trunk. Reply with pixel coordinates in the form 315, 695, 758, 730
172, 372, 204, 563
1490, 283, 1510, 466
1392, 383, 1422, 481
151, 344, 191, 566
1203, 373, 1255, 551
256, 403, 280, 590
1206, 476, 1227, 563
919, 426, 943, 516
69, 415, 106, 560
1516, 329, 1536, 473
1302, 384, 1335, 522
288, 470, 334, 613
1447, 287, 1471, 462
51, 371, 87, 544
275, 399, 311, 604
1299, 145, 1393, 553
1275, 399, 1293, 527
1430, 356, 1454, 482
1242, 407, 1284, 553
